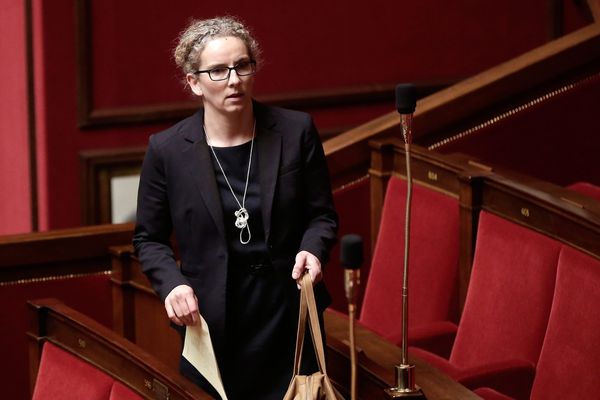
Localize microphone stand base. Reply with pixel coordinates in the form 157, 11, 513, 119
385, 364, 425, 398
384, 388, 425, 398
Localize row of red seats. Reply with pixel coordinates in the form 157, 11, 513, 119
359, 176, 600, 399
470, 241, 600, 400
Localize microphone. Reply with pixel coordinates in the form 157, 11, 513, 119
395, 83, 417, 114
340, 234, 363, 400
395, 84, 417, 145
341, 234, 363, 305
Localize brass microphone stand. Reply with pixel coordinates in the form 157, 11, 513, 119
341, 234, 363, 400
385, 84, 424, 398
346, 269, 360, 400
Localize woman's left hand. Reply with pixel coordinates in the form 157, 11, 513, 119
292, 250, 322, 289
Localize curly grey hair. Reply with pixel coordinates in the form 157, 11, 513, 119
174, 16, 262, 77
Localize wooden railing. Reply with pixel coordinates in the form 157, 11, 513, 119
0, 222, 133, 283
323, 23, 600, 188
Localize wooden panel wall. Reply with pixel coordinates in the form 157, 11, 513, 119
2, 0, 580, 234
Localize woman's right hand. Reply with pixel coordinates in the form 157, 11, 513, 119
164, 285, 199, 326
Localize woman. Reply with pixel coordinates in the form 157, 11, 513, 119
133, 16, 338, 399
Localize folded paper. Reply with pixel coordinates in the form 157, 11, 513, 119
182, 315, 228, 400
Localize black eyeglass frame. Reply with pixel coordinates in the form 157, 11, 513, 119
193, 60, 257, 81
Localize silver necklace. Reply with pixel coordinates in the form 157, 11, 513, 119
205, 122, 255, 244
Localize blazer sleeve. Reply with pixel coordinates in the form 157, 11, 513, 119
133, 136, 189, 302
298, 117, 339, 265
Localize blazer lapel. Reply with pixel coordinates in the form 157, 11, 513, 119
256, 106, 281, 243
178, 104, 281, 244
180, 112, 227, 241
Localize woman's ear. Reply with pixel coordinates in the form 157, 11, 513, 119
186, 73, 203, 97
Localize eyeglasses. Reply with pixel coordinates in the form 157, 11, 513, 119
194, 60, 256, 81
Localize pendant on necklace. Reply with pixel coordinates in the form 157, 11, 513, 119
234, 207, 249, 229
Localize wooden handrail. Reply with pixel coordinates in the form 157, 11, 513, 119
323, 23, 600, 159
0, 222, 133, 282
478, 172, 600, 259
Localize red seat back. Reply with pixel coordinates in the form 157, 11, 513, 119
531, 246, 600, 399
360, 176, 460, 340
32, 342, 142, 400
568, 181, 600, 202
450, 211, 561, 369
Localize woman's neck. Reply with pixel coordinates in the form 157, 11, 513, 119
203, 107, 254, 147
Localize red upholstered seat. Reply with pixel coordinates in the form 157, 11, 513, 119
32, 342, 114, 400
567, 181, 600, 202
411, 211, 561, 400
360, 177, 460, 357
32, 342, 143, 400
530, 246, 600, 400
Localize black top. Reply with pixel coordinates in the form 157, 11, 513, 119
208, 140, 307, 399
210, 140, 269, 265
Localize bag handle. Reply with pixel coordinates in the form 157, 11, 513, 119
292, 274, 328, 375
292, 274, 309, 375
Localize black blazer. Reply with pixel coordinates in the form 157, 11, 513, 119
133, 101, 338, 357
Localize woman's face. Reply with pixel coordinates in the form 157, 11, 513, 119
187, 36, 255, 115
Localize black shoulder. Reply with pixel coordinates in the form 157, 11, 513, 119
254, 101, 313, 129
149, 110, 202, 149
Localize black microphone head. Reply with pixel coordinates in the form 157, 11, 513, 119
395, 83, 417, 114
340, 234, 363, 270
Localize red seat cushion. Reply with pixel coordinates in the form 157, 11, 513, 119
531, 246, 600, 399
32, 342, 114, 400
360, 177, 459, 351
